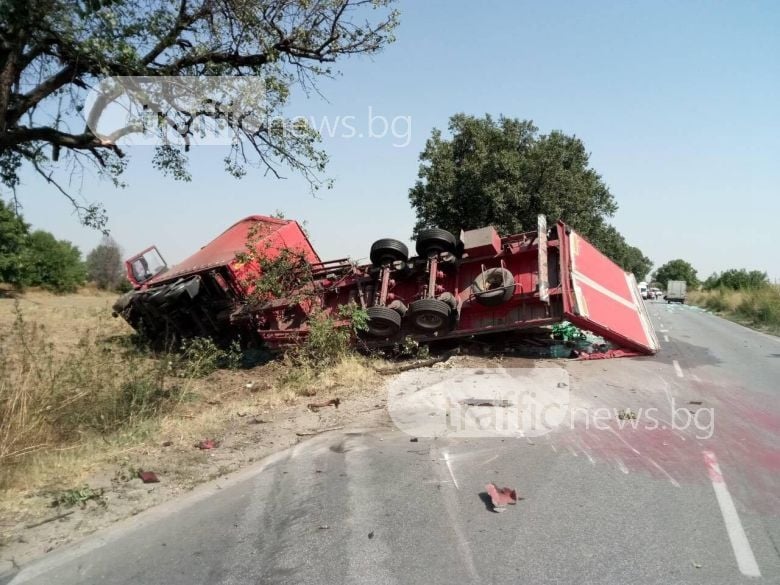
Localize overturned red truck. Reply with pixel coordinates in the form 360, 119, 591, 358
113, 215, 658, 358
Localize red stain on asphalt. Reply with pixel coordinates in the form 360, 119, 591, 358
555, 373, 780, 513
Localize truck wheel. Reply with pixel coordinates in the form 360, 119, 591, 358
366, 306, 402, 337
409, 298, 452, 332
472, 267, 515, 306
370, 239, 409, 267
415, 228, 457, 258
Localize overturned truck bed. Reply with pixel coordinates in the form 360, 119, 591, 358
113, 215, 659, 358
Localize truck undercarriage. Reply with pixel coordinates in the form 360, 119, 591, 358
113, 215, 659, 358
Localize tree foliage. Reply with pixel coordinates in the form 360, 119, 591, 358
0, 200, 87, 291
0, 198, 28, 284
0, 0, 399, 229
702, 269, 769, 291
86, 236, 123, 289
19, 230, 87, 292
653, 259, 699, 288
408, 114, 652, 276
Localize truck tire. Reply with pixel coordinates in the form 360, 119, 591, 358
366, 306, 402, 337
409, 298, 452, 333
370, 239, 409, 267
415, 228, 457, 258
472, 267, 515, 306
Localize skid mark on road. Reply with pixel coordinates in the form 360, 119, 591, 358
607, 427, 640, 455
703, 451, 761, 577
646, 456, 680, 488
442, 451, 460, 490
430, 446, 479, 583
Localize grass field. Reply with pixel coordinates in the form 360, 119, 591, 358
0, 289, 381, 529
687, 285, 780, 334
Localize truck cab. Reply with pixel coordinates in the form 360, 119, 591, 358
125, 246, 168, 288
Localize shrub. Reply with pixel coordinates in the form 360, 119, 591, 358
18, 230, 87, 292
734, 287, 780, 328
689, 286, 780, 332
295, 309, 351, 366
0, 303, 185, 482
175, 337, 243, 378
703, 269, 769, 291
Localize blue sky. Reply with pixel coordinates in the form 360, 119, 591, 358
13, 0, 780, 281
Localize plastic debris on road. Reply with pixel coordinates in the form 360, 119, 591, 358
485, 483, 520, 512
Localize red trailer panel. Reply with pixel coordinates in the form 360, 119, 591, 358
146, 215, 319, 286
560, 228, 659, 355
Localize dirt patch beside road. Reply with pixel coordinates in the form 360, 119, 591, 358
0, 290, 391, 568
0, 377, 391, 569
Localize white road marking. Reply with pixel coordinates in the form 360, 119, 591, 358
663, 334, 670, 343
442, 451, 460, 490
702, 451, 761, 577
615, 457, 629, 474
659, 329, 669, 333
692, 373, 702, 382
673, 360, 684, 378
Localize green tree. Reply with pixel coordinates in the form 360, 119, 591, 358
653, 259, 699, 289
408, 113, 651, 275
0, 199, 29, 285
0, 0, 399, 229
587, 223, 652, 279
86, 236, 123, 289
20, 231, 87, 292
703, 269, 769, 290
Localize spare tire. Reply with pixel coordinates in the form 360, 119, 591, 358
366, 306, 402, 338
472, 267, 515, 307
409, 298, 452, 333
370, 239, 409, 267
415, 228, 457, 257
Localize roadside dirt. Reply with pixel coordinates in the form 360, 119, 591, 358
0, 376, 390, 569
0, 351, 514, 570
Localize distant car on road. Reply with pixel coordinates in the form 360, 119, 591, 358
666, 280, 687, 303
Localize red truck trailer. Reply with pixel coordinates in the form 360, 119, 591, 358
113, 214, 658, 358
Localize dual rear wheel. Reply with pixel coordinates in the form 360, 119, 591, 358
365, 229, 459, 338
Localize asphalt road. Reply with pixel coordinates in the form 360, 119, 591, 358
6, 302, 780, 585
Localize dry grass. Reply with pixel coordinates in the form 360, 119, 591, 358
0, 290, 383, 512
688, 286, 780, 333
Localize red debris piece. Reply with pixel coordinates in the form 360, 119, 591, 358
138, 471, 159, 483
196, 439, 219, 450
485, 483, 518, 509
